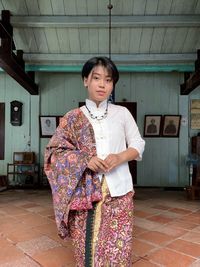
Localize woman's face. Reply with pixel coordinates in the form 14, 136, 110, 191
83, 65, 113, 106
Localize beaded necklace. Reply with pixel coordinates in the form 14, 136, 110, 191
85, 101, 108, 120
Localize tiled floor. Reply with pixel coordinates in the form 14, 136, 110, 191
0, 187, 200, 267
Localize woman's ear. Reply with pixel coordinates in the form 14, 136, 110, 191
83, 77, 88, 87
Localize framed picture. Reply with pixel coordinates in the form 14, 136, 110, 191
190, 99, 200, 129
162, 115, 181, 137
39, 116, 57, 138
144, 115, 162, 137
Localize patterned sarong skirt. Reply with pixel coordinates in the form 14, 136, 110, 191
69, 178, 134, 267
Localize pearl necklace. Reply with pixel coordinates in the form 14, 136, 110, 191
85, 102, 108, 120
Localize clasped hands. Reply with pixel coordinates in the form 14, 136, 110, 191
87, 154, 121, 173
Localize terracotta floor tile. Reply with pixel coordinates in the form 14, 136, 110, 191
5, 228, 44, 243
155, 225, 188, 238
0, 216, 17, 225
47, 215, 55, 221
16, 213, 52, 227
0, 206, 27, 216
38, 208, 54, 217
10, 209, 32, 218
148, 215, 173, 224
0, 188, 200, 266
33, 222, 58, 235
26, 206, 46, 213
133, 226, 148, 237
191, 259, 200, 266
169, 207, 192, 215
0, 221, 26, 235
134, 210, 153, 218
133, 239, 156, 257
0, 209, 7, 216
0, 237, 13, 249
147, 248, 196, 267
134, 217, 163, 231
135, 207, 161, 216
0, 256, 40, 267
17, 235, 61, 255
167, 219, 198, 230
132, 258, 159, 267
131, 254, 141, 264
0, 244, 24, 265
159, 210, 183, 219
181, 231, 200, 244
32, 246, 75, 267
167, 239, 200, 258
151, 204, 172, 210
57, 237, 74, 248
138, 231, 174, 245
182, 214, 200, 224
20, 203, 40, 209
13, 200, 37, 207
192, 225, 200, 232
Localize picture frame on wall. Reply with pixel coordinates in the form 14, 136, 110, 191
162, 115, 181, 137
39, 116, 57, 138
144, 115, 162, 137
190, 99, 200, 129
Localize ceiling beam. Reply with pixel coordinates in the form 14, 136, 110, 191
0, 52, 38, 95
23, 53, 196, 65
0, 10, 38, 95
23, 64, 193, 73
180, 71, 200, 95
180, 50, 200, 95
11, 15, 200, 28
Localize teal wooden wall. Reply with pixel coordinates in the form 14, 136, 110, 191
0, 71, 199, 187
0, 73, 39, 175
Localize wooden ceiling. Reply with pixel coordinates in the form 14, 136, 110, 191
0, 0, 200, 94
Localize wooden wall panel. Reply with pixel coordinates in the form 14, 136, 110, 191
37, 71, 189, 187
0, 74, 35, 175
0, 71, 195, 188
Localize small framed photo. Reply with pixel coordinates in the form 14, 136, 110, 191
39, 116, 57, 138
144, 115, 162, 137
162, 115, 181, 137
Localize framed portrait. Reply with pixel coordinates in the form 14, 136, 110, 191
190, 99, 200, 129
39, 116, 57, 138
144, 115, 162, 137
162, 115, 181, 137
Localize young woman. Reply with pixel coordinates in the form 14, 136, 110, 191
44, 56, 145, 267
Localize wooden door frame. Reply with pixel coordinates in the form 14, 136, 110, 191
116, 102, 137, 184
0, 103, 5, 160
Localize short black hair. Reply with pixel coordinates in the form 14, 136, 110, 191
81, 56, 119, 86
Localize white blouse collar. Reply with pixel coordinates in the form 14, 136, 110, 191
85, 99, 108, 110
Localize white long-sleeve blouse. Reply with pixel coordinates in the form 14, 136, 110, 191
80, 99, 145, 197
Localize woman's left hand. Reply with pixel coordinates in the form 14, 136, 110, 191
104, 153, 122, 172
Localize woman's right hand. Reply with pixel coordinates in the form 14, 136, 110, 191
87, 156, 108, 173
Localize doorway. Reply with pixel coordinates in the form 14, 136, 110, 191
116, 102, 137, 184
0, 103, 5, 160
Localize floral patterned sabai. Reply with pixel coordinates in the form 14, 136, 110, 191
44, 108, 102, 239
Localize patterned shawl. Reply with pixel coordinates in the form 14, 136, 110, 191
44, 108, 102, 239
